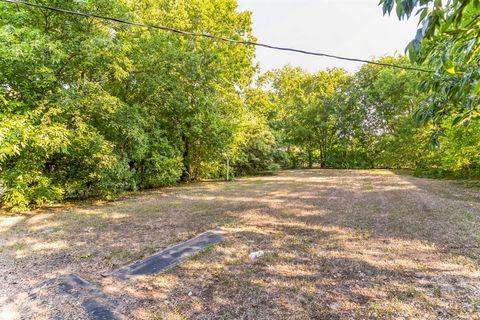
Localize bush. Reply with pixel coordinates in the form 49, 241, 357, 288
235, 127, 277, 176
267, 163, 281, 172
137, 155, 183, 189
1, 169, 63, 211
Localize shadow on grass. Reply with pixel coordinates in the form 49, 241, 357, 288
1, 169, 480, 319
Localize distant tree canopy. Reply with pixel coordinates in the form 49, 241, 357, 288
258, 58, 479, 176
0, 0, 479, 210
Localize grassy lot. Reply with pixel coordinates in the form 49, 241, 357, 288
1, 170, 480, 319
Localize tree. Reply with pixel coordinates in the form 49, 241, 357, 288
262, 66, 350, 168
0, 0, 257, 210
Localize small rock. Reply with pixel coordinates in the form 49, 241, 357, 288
249, 251, 265, 259
188, 291, 193, 296
331, 302, 340, 310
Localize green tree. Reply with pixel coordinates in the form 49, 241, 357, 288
263, 66, 350, 168
0, 0, 257, 210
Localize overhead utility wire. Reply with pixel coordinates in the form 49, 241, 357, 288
1, 0, 432, 73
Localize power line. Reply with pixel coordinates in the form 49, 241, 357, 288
1, 0, 432, 73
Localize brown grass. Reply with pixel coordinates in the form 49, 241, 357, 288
1, 170, 480, 319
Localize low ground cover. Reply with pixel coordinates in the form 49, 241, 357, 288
1, 170, 479, 319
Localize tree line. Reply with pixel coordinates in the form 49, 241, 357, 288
253, 58, 479, 175
0, 0, 478, 210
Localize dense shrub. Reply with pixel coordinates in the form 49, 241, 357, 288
0, 0, 256, 210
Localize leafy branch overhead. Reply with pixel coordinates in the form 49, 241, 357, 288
380, 0, 480, 130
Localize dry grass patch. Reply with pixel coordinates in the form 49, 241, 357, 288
1, 170, 480, 319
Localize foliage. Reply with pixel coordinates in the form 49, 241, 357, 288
234, 125, 277, 175
261, 66, 351, 168
380, 0, 480, 134
255, 57, 479, 178
0, 0, 256, 210
1, 0, 479, 211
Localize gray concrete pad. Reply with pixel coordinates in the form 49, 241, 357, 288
108, 229, 224, 279
39, 274, 123, 320
27, 229, 224, 319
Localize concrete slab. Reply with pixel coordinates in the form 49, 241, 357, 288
28, 229, 225, 318
108, 229, 224, 279
38, 274, 123, 320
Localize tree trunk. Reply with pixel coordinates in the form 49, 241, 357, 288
308, 149, 313, 169
319, 135, 327, 169
181, 134, 191, 182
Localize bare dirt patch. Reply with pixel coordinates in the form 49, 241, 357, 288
1, 170, 480, 319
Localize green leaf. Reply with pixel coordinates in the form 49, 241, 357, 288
446, 66, 456, 74
396, 0, 405, 18
474, 81, 480, 94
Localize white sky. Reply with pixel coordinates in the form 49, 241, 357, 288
236, 0, 420, 73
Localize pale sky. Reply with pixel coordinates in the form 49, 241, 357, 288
236, 0, 420, 72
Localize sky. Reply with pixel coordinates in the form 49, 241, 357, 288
236, 0, 420, 73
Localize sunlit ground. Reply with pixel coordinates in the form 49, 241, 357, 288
1, 170, 480, 319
